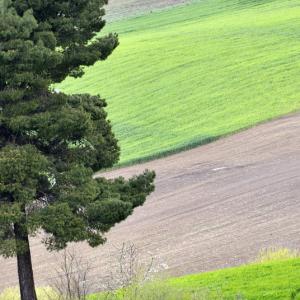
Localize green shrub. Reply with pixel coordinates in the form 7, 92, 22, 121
92, 280, 225, 300
255, 247, 300, 263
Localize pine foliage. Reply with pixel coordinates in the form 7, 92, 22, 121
0, 0, 155, 257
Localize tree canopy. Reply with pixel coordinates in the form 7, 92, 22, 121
0, 1, 155, 298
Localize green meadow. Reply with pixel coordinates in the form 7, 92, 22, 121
2, 257, 300, 299
60, 0, 300, 165
89, 258, 300, 300
168, 259, 300, 299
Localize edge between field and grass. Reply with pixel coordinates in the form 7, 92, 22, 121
88, 256, 300, 300
99, 109, 300, 171
1, 249, 300, 299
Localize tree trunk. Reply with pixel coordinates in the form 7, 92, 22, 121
14, 223, 37, 300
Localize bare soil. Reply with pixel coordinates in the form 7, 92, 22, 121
105, 0, 190, 21
0, 113, 300, 290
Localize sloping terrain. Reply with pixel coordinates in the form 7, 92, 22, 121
105, 0, 190, 21
1, 113, 299, 290
91, 259, 300, 300
168, 259, 300, 300
60, 0, 300, 165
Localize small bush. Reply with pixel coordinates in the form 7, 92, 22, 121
94, 281, 225, 300
255, 247, 300, 263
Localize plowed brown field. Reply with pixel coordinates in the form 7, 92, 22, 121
105, 0, 190, 21
1, 113, 300, 290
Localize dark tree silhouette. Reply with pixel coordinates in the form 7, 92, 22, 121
0, 1, 155, 299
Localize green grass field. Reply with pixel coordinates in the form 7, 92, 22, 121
2, 259, 300, 299
168, 259, 300, 299
59, 0, 300, 165
89, 258, 300, 300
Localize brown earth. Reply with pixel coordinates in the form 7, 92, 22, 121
105, 0, 190, 21
0, 113, 300, 290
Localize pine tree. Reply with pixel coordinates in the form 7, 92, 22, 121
0, 1, 155, 299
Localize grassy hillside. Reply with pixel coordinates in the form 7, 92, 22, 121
168, 258, 300, 300
90, 258, 300, 299
60, 0, 300, 165
2, 258, 300, 299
